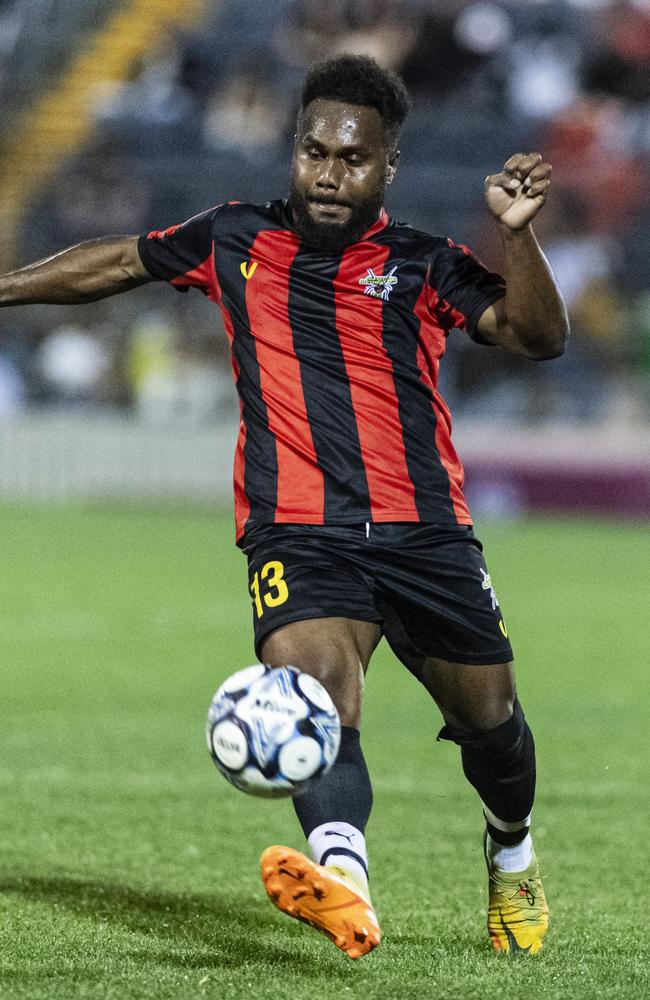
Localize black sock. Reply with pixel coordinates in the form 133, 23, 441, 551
292, 725, 372, 837
439, 700, 536, 831
485, 821, 529, 847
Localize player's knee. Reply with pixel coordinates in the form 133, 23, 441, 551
304, 658, 362, 728
441, 694, 514, 733
326, 669, 364, 728
260, 622, 370, 729
262, 651, 363, 728
438, 698, 524, 747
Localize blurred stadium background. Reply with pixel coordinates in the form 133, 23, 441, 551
0, 0, 648, 516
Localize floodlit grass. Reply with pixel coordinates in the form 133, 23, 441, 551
1, 504, 648, 999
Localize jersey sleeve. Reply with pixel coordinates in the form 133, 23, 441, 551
137, 205, 225, 301
428, 238, 505, 343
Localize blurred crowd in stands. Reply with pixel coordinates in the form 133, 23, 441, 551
0, 0, 648, 426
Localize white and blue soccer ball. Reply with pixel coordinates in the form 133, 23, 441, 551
206, 665, 341, 798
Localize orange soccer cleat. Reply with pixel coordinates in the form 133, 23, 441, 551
260, 845, 381, 959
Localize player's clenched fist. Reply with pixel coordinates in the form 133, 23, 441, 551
484, 153, 552, 231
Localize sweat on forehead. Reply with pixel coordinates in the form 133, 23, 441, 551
298, 99, 387, 147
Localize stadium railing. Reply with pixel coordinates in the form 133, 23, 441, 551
1, 409, 648, 517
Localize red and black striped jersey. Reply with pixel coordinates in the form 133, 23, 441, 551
138, 199, 505, 542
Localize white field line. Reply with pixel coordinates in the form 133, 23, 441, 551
0, 766, 208, 791
0, 766, 443, 797
0, 604, 241, 643
0, 767, 634, 803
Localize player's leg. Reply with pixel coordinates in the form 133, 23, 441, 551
420, 656, 534, 857
373, 523, 547, 953
420, 656, 534, 842
420, 656, 547, 954
259, 615, 383, 959
262, 615, 379, 890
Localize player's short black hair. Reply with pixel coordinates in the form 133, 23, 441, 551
300, 54, 410, 155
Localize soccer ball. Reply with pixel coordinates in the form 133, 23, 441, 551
206, 664, 341, 798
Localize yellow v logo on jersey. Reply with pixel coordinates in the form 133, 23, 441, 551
240, 261, 258, 280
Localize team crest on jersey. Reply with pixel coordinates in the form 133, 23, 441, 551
359, 266, 398, 301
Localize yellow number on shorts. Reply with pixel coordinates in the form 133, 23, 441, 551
250, 560, 289, 617
261, 560, 289, 608
250, 572, 264, 617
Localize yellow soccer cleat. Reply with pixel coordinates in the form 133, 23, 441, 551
485, 841, 549, 955
261, 845, 381, 959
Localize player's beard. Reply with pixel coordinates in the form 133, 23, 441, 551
287, 176, 386, 253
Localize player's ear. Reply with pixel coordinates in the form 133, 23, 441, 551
387, 149, 400, 185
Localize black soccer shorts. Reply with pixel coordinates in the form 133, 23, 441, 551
241, 523, 514, 680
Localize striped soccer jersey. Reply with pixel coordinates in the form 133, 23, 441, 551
138, 199, 505, 541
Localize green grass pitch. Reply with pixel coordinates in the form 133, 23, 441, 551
1, 503, 648, 1000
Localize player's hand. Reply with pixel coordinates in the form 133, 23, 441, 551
484, 153, 552, 231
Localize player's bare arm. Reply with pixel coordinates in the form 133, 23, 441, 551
0, 235, 152, 306
477, 152, 569, 360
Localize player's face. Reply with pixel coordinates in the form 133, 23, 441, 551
288, 99, 396, 252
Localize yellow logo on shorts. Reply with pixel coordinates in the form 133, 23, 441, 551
499, 619, 508, 638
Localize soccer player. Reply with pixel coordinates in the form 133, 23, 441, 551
0, 55, 568, 959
